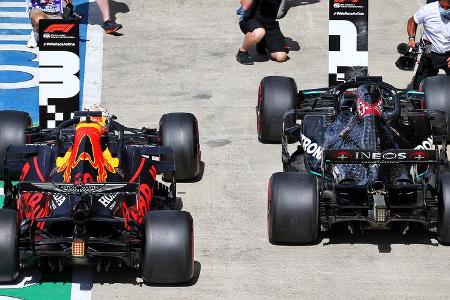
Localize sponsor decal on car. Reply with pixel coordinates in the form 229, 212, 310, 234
415, 136, 433, 150
301, 133, 323, 160
324, 149, 436, 164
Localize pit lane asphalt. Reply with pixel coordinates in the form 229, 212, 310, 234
97, 0, 450, 298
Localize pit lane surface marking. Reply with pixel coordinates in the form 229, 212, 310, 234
0, 0, 103, 297
0, 0, 102, 121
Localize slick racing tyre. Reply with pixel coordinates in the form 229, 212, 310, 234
142, 210, 194, 284
423, 75, 450, 142
159, 113, 200, 181
0, 209, 19, 282
0, 110, 30, 179
257, 76, 297, 143
268, 172, 318, 244
438, 172, 450, 244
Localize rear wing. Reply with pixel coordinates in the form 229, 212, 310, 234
323, 149, 437, 165
17, 182, 139, 195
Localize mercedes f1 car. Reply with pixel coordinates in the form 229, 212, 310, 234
0, 110, 201, 284
256, 74, 450, 244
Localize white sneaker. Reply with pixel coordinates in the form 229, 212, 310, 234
27, 31, 38, 48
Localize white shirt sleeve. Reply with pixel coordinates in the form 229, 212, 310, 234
414, 6, 427, 24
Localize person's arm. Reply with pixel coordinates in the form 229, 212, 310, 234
240, 0, 253, 10
407, 16, 418, 48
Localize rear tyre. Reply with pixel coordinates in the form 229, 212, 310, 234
257, 76, 297, 143
0, 209, 19, 282
268, 172, 318, 244
142, 210, 194, 284
423, 75, 450, 142
438, 172, 450, 244
159, 113, 200, 181
0, 111, 30, 179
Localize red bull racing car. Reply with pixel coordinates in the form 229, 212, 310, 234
0, 110, 200, 284
257, 74, 450, 244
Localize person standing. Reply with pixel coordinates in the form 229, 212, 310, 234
407, 0, 450, 89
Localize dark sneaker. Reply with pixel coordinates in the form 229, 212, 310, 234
255, 41, 267, 55
236, 50, 254, 65
102, 20, 123, 34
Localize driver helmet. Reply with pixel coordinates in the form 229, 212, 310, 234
355, 84, 383, 118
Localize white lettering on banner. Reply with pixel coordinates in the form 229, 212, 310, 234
329, 20, 368, 82
301, 134, 323, 160
39, 51, 80, 106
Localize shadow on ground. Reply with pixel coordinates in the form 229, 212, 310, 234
75, 0, 130, 26
322, 224, 439, 253
93, 261, 201, 287
10, 261, 201, 287
250, 37, 300, 63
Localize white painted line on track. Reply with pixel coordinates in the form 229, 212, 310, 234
82, 24, 103, 108
0, 2, 26, 7
0, 23, 31, 29
71, 266, 93, 300
0, 34, 28, 40
0, 44, 37, 52
0, 11, 27, 17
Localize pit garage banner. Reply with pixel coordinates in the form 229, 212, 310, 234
39, 19, 80, 129
329, 0, 368, 86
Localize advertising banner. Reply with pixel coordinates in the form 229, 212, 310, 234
329, 0, 368, 86
39, 19, 80, 128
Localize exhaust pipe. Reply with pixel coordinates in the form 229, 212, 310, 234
372, 181, 385, 192
72, 201, 90, 225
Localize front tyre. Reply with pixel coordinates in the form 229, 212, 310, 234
142, 210, 194, 284
159, 113, 200, 181
0, 110, 31, 179
257, 76, 297, 143
268, 172, 319, 244
423, 75, 450, 142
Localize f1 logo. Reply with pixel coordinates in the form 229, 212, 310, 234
44, 24, 75, 33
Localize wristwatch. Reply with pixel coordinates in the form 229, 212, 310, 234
408, 35, 415, 40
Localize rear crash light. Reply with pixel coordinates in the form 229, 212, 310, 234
72, 239, 85, 257
373, 194, 389, 223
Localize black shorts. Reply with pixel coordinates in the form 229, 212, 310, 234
239, 18, 288, 54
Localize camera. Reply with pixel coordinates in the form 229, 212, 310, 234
395, 43, 420, 71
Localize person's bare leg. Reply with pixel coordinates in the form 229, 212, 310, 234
30, 10, 48, 32
270, 51, 288, 62
95, 0, 110, 22
28, 10, 47, 47
240, 28, 266, 52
